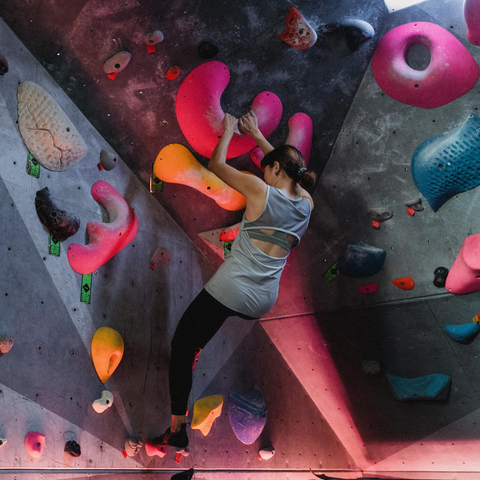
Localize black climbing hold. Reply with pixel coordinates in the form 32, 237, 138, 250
171, 468, 194, 480
35, 187, 80, 239
336, 242, 386, 278
0, 53, 8, 75
198, 40, 219, 59
433, 266, 449, 287
64, 440, 81, 457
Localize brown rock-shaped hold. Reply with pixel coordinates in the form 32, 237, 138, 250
35, 187, 80, 239
17, 81, 88, 172
103, 51, 131, 74
279, 7, 318, 51
143, 30, 164, 45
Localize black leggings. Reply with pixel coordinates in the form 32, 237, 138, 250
169, 288, 256, 415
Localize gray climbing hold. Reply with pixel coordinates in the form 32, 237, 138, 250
336, 242, 386, 278
368, 207, 393, 222
387, 373, 452, 401
124, 436, 144, 457
412, 113, 480, 212
444, 322, 480, 344
35, 187, 80, 240
228, 386, 267, 445
404, 197, 424, 211
100, 150, 118, 171
103, 51, 131, 74
143, 30, 164, 45
319, 19, 374, 51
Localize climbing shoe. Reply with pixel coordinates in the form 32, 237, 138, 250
152, 423, 188, 448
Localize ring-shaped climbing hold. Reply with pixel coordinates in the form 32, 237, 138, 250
176, 61, 282, 159
372, 22, 479, 109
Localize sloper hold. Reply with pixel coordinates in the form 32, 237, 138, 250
372, 22, 479, 108
387, 373, 452, 401
25, 432, 45, 458
176, 61, 282, 159
154, 144, 246, 211
319, 19, 374, 51
144, 441, 166, 457
91, 327, 124, 383
35, 187, 80, 239
17, 81, 88, 171
228, 386, 267, 445
103, 51, 131, 74
464, 0, 480, 45
391, 276, 415, 290
67, 181, 138, 274
99, 150, 118, 171
279, 7, 317, 51
444, 322, 480, 344
191, 395, 223, 436
336, 242, 386, 278
411, 113, 480, 212
445, 233, 480, 294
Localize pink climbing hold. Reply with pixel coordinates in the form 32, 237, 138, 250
176, 61, 282, 159
372, 22, 479, 109
250, 112, 312, 169
464, 0, 480, 45
446, 234, 480, 294
357, 283, 378, 294
25, 432, 45, 459
144, 441, 166, 458
68, 181, 138, 274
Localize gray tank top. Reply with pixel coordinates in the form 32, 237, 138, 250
205, 186, 312, 317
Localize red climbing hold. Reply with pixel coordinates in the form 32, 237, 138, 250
392, 276, 415, 290
357, 283, 378, 294
108, 72, 118, 80
279, 7, 318, 51
166, 66, 180, 80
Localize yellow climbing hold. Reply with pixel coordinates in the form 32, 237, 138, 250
154, 143, 246, 211
191, 395, 224, 436
91, 327, 124, 383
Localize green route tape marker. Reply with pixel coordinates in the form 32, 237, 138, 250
224, 240, 234, 259
323, 260, 340, 283
27, 153, 40, 178
150, 163, 163, 193
49, 233, 60, 256
81, 273, 92, 304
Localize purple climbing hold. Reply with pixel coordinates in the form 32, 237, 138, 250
228, 386, 267, 445
412, 113, 480, 211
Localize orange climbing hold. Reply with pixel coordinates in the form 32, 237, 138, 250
91, 327, 124, 383
154, 144, 247, 211
191, 395, 224, 436
166, 66, 180, 80
392, 276, 415, 290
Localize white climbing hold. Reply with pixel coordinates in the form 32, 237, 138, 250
92, 390, 114, 413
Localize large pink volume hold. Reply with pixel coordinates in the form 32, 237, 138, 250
464, 0, 480, 45
68, 181, 138, 274
176, 61, 283, 159
372, 22, 479, 109
250, 112, 312, 169
445, 234, 480, 294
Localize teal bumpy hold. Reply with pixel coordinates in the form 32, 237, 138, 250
444, 322, 480, 344
387, 373, 452, 401
411, 113, 480, 211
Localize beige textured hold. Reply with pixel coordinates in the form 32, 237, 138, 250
17, 82, 88, 172
103, 51, 131, 74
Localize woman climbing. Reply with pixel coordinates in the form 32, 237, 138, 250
152, 110, 316, 448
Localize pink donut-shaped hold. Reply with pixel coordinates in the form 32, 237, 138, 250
464, 0, 480, 45
372, 22, 479, 109
68, 181, 138, 274
25, 432, 45, 459
176, 61, 283, 159
249, 112, 313, 169
445, 234, 480, 294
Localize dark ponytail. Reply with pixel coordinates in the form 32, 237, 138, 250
261, 145, 316, 188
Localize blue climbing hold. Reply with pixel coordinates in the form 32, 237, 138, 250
444, 322, 480, 344
228, 386, 267, 445
336, 242, 386, 278
411, 113, 480, 212
387, 373, 452, 401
